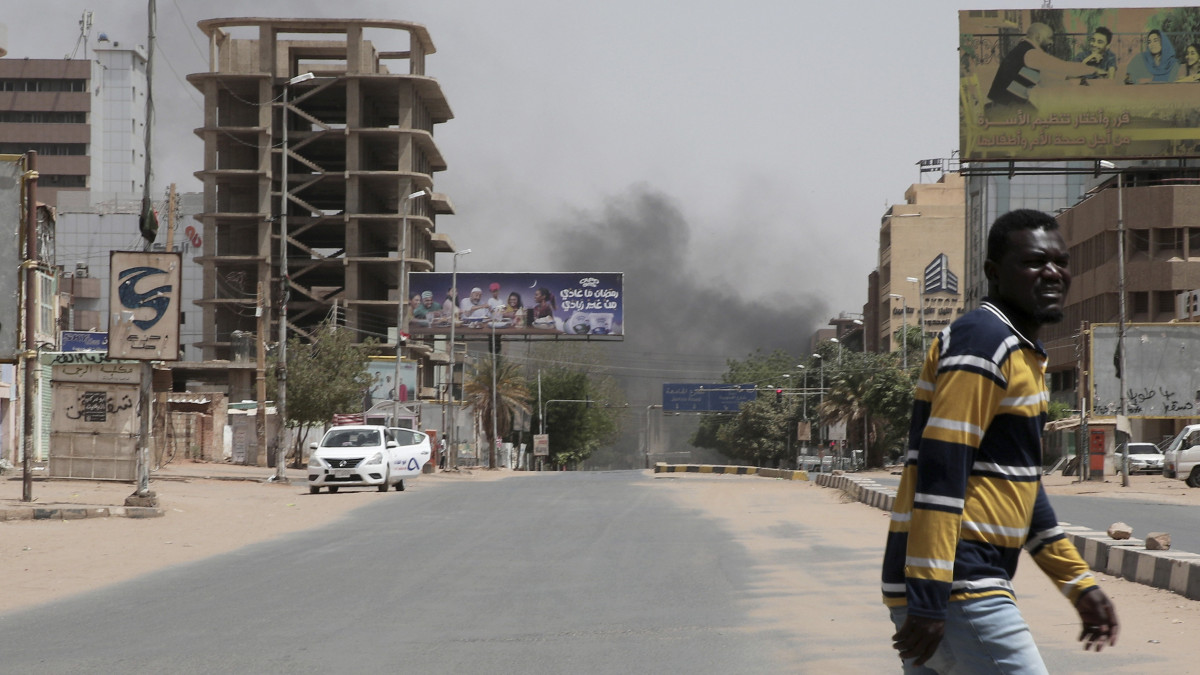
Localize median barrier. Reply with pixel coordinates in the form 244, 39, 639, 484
654, 463, 808, 481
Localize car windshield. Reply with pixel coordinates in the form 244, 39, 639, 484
390, 428, 426, 446
323, 429, 380, 448
1127, 443, 1160, 455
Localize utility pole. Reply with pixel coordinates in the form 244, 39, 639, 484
21, 152, 38, 502
256, 282, 268, 465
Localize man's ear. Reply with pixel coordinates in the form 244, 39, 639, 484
983, 259, 998, 286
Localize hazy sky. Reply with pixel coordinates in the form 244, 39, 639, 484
2, 1, 1173, 392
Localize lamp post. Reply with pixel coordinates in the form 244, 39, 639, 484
275, 71, 313, 483
830, 337, 842, 364
395, 188, 427, 422
907, 275, 925, 357
445, 248, 471, 469
1101, 160, 1129, 484
813, 353, 824, 470
490, 314, 499, 469
888, 292, 908, 370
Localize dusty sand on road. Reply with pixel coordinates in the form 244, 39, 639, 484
2, 463, 1198, 671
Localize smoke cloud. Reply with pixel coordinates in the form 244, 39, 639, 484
539, 184, 829, 404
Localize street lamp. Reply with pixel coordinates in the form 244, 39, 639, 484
1101, 160, 1129, 484
275, 70, 313, 483
490, 315, 499, 469
445, 248, 472, 469
907, 275, 925, 357
395, 188, 428, 419
830, 337, 842, 364
888, 293, 908, 370
813, 353, 824, 468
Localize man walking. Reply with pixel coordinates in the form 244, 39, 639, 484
883, 210, 1118, 672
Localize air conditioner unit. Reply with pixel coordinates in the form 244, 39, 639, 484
75, 262, 89, 278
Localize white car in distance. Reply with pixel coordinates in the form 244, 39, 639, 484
307, 425, 431, 494
1114, 442, 1164, 475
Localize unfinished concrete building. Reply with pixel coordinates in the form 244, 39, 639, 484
187, 18, 454, 397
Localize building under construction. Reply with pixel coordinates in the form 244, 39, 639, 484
187, 18, 455, 398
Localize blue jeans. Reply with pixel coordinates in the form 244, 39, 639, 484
889, 595, 1048, 674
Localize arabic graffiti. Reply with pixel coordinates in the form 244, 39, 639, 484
1092, 386, 1196, 416
62, 391, 137, 422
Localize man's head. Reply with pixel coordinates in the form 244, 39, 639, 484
421, 290, 434, 308
1090, 27, 1112, 53
1028, 23, 1054, 50
489, 282, 501, 297
470, 287, 483, 303
985, 209, 1071, 334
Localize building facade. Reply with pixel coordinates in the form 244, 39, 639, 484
873, 172, 966, 358
187, 18, 455, 398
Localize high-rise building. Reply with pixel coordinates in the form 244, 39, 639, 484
873, 172, 966, 357
188, 18, 455, 399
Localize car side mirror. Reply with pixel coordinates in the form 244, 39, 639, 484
309, 442, 318, 450
386, 441, 399, 448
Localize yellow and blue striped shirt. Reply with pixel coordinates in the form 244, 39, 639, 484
881, 301, 1097, 619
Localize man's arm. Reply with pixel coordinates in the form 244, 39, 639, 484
1026, 483, 1119, 650
1026, 49, 1105, 78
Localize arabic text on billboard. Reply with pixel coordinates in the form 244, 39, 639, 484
406, 272, 623, 339
961, 7, 1200, 161
662, 384, 756, 412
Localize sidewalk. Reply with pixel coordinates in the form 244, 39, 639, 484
0, 460, 309, 521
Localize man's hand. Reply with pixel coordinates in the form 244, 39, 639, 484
1076, 589, 1119, 651
892, 615, 945, 666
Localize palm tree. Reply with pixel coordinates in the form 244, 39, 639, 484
462, 353, 532, 468
818, 351, 913, 469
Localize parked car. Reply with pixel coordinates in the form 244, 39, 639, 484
1162, 424, 1200, 487
1114, 442, 1163, 475
307, 425, 431, 494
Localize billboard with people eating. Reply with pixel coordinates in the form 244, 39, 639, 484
406, 272, 624, 340
961, 7, 1200, 160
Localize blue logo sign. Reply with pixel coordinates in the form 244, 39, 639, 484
117, 266, 173, 330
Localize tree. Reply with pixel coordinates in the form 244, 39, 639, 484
269, 320, 378, 460
691, 349, 800, 459
817, 350, 914, 469
461, 353, 532, 469
532, 367, 622, 469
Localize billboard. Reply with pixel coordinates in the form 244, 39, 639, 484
407, 272, 623, 340
662, 383, 757, 412
364, 357, 419, 407
1090, 323, 1200, 418
961, 7, 1200, 160
107, 251, 182, 360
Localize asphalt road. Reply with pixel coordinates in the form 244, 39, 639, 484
0, 471, 800, 674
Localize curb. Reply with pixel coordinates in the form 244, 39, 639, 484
0, 505, 164, 521
654, 463, 808, 481
814, 472, 1200, 601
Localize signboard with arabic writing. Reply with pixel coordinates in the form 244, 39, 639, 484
406, 272, 623, 340
662, 383, 757, 412
1090, 323, 1200, 418
108, 251, 182, 360
961, 7, 1200, 160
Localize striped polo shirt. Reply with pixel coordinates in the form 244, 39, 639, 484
881, 301, 1097, 619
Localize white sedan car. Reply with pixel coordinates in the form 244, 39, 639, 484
307, 425, 431, 494
1115, 442, 1164, 475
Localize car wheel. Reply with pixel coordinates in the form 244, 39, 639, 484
395, 479, 405, 492
309, 485, 320, 495
328, 486, 339, 494
1187, 467, 1200, 488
